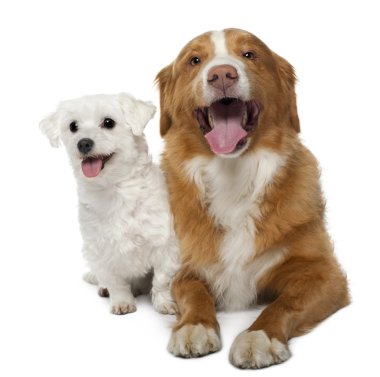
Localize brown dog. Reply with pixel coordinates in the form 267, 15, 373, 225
156, 28, 349, 369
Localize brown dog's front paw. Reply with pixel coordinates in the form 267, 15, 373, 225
168, 324, 221, 358
229, 330, 291, 369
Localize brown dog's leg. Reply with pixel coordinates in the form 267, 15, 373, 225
229, 256, 349, 369
168, 269, 221, 358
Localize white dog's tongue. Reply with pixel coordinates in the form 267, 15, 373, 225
81, 158, 103, 178
205, 101, 247, 154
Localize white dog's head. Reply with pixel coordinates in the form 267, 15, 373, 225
40, 93, 156, 181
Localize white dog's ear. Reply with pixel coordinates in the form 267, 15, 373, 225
40, 111, 61, 147
118, 93, 156, 136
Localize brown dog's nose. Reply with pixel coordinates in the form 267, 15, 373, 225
207, 64, 238, 91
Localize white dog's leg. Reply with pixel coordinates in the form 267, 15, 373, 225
83, 271, 109, 297
107, 282, 136, 315
96, 272, 136, 314
151, 243, 179, 315
151, 273, 177, 315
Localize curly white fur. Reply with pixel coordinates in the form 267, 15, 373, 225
40, 93, 179, 315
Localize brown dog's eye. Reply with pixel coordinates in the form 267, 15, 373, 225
69, 121, 78, 133
190, 56, 201, 66
102, 118, 115, 129
242, 51, 256, 60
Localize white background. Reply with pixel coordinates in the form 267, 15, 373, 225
1, 0, 379, 375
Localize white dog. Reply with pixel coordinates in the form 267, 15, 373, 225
40, 93, 179, 315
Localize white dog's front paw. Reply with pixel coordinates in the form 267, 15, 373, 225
152, 291, 178, 314
154, 300, 178, 315
110, 301, 137, 315
168, 324, 221, 358
229, 330, 291, 369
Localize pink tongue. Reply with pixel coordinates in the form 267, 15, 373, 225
205, 102, 247, 154
81, 158, 103, 178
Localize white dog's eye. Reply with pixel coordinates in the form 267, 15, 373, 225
70, 121, 78, 133
102, 118, 116, 129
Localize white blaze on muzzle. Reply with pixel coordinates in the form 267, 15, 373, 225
197, 31, 255, 155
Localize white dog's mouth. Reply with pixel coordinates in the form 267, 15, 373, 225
81, 153, 114, 178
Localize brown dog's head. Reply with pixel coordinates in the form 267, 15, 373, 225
156, 28, 300, 158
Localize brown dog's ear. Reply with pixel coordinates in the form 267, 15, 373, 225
155, 64, 174, 137
273, 53, 300, 133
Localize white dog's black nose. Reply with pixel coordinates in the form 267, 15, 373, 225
77, 138, 94, 154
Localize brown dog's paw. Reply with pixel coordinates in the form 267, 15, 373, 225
229, 330, 291, 369
168, 324, 221, 358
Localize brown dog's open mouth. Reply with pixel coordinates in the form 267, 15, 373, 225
195, 98, 260, 155
81, 153, 114, 178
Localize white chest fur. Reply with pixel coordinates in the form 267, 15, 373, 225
185, 149, 286, 310
77, 166, 174, 279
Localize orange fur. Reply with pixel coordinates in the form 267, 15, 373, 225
156, 28, 349, 364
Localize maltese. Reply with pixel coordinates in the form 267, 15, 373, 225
40, 93, 179, 315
